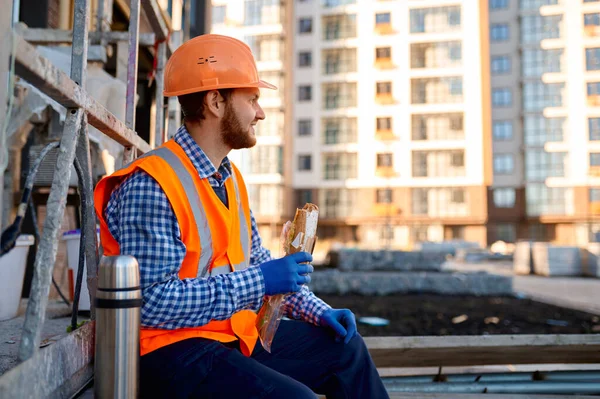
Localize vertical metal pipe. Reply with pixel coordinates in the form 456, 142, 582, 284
154, 40, 166, 145
0, 0, 13, 230
95, 255, 141, 399
18, 0, 90, 362
122, 0, 140, 165
166, 30, 182, 139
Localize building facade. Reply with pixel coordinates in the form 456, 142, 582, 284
291, 0, 492, 249
489, 0, 600, 246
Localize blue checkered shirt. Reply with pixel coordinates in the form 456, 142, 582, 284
104, 126, 330, 330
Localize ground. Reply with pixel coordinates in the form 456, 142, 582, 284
318, 294, 600, 337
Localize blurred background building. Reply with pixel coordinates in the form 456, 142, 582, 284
209, 0, 600, 252
211, 0, 492, 251
489, 0, 600, 247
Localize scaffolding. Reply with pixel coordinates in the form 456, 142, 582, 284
0, 0, 181, 395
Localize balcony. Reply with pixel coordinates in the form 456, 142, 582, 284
586, 25, 600, 37
411, 41, 462, 70
322, 82, 357, 110
411, 77, 463, 105
322, 117, 358, 145
375, 92, 395, 105
412, 113, 464, 141
589, 95, 600, 106
375, 166, 398, 178
373, 204, 399, 217
375, 129, 399, 141
591, 202, 600, 215
374, 22, 394, 35
590, 166, 600, 177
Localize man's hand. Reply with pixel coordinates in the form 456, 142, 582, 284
259, 252, 313, 296
320, 308, 357, 344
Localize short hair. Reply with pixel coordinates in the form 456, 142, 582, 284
178, 89, 234, 124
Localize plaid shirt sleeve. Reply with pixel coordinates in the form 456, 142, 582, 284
248, 211, 331, 326
104, 170, 266, 329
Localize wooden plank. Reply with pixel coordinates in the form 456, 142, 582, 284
365, 335, 600, 368
13, 34, 152, 153
20, 28, 156, 47
388, 394, 599, 399
0, 322, 95, 398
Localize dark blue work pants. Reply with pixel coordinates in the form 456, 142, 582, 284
139, 319, 389, 398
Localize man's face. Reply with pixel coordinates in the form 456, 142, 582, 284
220, 88, 265, 150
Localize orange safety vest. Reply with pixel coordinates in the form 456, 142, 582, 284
94, 139, 258, 357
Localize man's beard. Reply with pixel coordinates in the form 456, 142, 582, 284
220, 102, 257, 150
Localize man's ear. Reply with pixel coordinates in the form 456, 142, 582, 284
204, 90, 224, 118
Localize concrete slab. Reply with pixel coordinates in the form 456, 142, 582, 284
0, 299, 86, 377
310, 270, 513, 296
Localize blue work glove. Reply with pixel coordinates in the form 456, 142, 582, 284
259, 252, 313, 296
320, 308, 357, 344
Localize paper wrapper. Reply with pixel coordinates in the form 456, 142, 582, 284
256, 204, 319, 352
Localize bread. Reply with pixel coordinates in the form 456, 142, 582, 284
284, 203, 319, 255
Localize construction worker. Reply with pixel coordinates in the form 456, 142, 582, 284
94, 34, 388, 398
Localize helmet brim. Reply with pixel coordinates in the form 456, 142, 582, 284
257, 80, 277, 90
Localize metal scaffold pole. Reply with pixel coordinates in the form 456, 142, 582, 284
18, 0, 91, 362
122, 0, 140, 165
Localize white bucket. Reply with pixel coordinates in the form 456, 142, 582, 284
63, 229, 98, 311
0, 235, 35, 321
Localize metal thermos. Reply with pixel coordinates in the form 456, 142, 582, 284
95, 255, 142, 399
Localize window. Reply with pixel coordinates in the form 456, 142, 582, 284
375, 12, 391, 25
494, 154, 514, 174
523, 83, 565, 111
412, 151, 466, 177
323, 153, 357, 180
410, 6, 461, 34
491, 55, 511, 74
244, 0, 280, 25
524, 116, 565, 145
591, 153, 600, 167
376, 81, 392, 95
376, 189, 393, 204
494, 188, 516, 208
493, 121, 513, 140
376, 47, 391, 60
244, 34, 281, 62
584, 13, 600, 27
377, 117, 392, 131
322, 0, 356, 6
587, 48, 600, 71
411, 42, 462, 69
298, 51, 312, 67
411, 187, 469, 217
297, 189, 313, 206
411, 77, 463, 104
322, 14, 357, 40
495, 224, 516, 243
299, 17, 312, 34
490, 23, 509, 41
591, 188, 600, 203
255, 109, 283, 137
412, 113, 464, 140
492, 88, 512, 107
298, 85, 312, 101
525, 151, 567, 181
249, 145, 283, 174
522, 49, 564, 77
212, 5, 226, 24
322, 117, 357, 145
521, 0, 559, 10
298, 155, 312, 171
377, 153, 393, 167
526, 184, 568, 216
489, 0, 508, 9
521, 15, 562, 43
298, 119, 312, 136
322, 82, 357, 109
590, 118, 600, 141
322, 48, 357, 74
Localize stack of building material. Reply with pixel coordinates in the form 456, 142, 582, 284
582, 244, 600, 278
313, 249, 513, 296
531, 244, 582, 277
513, 241, 534, 275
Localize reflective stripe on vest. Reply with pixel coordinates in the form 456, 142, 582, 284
150, 147, 251, 277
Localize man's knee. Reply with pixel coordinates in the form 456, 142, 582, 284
339, 333, 372, 368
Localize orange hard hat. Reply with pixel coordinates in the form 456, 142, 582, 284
163, 34, 277, 97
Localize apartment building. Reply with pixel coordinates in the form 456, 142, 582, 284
210, 0, 292, 246
489, 0, 600, 245
292, 0, 492, 249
